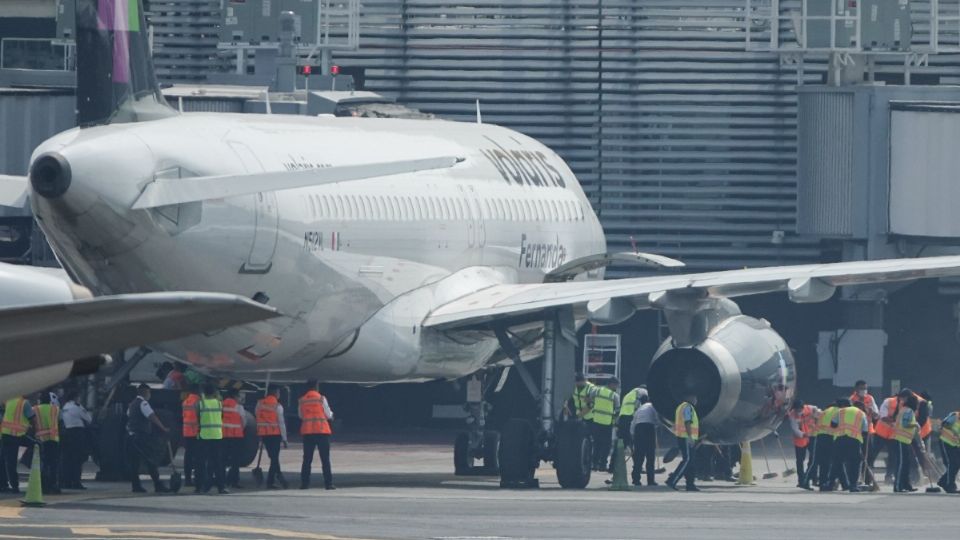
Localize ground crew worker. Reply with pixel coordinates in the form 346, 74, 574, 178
850, 380, 881, 470
194, 384, 228, 494
788, 399, 818, 490
589, 378, 620, 471
667, 394, 699, 491
937, 410, 960, 493
60, 390, 92, 490
567, 374, 597, 421
1, 395, 37, 493
299, 380, 335, 490
126, 384, 170, 493
892, 393, 919, 493
221, 389, 246, 489
34, 393, 62, 494
876, 393, 899, 483
181, 384, 201, 487
809, 400, 839, 491
630, 392, 658, 486
830, 398, 868, 492
256, 387, 288, 489
916, 390, 933, 443
617, 385, 645, 449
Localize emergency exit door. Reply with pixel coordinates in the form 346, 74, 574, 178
229, 140, 278, 274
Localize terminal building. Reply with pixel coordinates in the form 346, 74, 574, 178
2, 0, 960, 419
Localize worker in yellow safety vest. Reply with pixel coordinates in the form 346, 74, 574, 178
892, 393, 919, 493
937, 410, 960, 493
568, 373, 597, 422
809, 400, 839, 491
617, 385, 646, 449
299, 380, 335, 490
34, 393, 62, 494
1, 395, 38, 493
666, 394, 700, 492
194, 384, 228, 494
829, 398, 869, 492
589, 378, 620, 471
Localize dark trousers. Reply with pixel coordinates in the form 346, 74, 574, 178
616, 417, 632, 446
1, 435, 25, 490
866, 434, 883, 468
631, 423, 656, 484
301, 434, 333, 488
810, 434, 834, 488
126, 433, 160, 491
195, 438, 224, 492
833, 437, 862, 491
668, 437, 696, 488
182, 438, 197, 483
60, 427, 88, 488
794, 443, 810, 486
40, 441, 60, 493
590, 423, 613, 469
894, 440, 915, 492
223, 437, 243, 487
262, 435, 283, 486
938, 441, 959, 492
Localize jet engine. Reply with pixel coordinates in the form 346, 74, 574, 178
647, 314, 795, 444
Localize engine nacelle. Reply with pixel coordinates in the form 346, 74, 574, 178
647, 314, 795, 444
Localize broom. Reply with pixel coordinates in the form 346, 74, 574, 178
773, 432, 796, 478
166, 441, 182, 493
758, 437, 778, 479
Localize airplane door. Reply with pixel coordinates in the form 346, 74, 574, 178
229, 140, 278, 274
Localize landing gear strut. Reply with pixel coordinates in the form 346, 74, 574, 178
495, 307, 584, 488
453, 374, 500, 476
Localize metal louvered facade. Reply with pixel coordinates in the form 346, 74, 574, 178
328, 0, 823, 274
146, 0, 222, 82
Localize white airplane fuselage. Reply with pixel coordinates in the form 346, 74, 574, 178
31, 113, 606, 383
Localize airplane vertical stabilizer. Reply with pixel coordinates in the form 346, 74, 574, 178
76, 0, 177, 127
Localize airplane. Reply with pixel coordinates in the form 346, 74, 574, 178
2, 0, 960, 487
0, 260, 278, 402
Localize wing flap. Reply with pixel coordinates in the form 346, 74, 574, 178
423, 255, 960, 330
0, 292, 279, 376
132, 156, 461, 209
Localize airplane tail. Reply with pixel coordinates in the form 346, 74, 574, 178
75, 0, 177, 127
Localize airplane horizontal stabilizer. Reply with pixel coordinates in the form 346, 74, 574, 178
423, 255, 960, 330
0, 175, 28, 208
132, 156, 462, 209
0, 292, 280, 376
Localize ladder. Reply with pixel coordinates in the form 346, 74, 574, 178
582, 334, 621, 384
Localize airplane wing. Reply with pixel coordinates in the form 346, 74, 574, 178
0, 292, 280, 376
423, 255, 960, 330
0, 175, 28, 208
132, 156, 461, 209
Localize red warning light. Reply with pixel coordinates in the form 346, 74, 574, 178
331, 65, 340, 75
302, 65, 312, 75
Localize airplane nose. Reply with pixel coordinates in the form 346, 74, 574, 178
30, 152, 72, 199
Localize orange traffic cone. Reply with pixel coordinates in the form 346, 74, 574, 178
20, 443, 45, 507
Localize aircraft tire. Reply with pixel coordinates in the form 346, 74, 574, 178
498, 419, 537, 485
481, 430, 500, 475
555, 420, 592, 489
454, 432, 471, 475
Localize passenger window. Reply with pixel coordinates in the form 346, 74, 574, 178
391, 196, 401, 220
348, 196, 358, 220
308, 195, 317, 219
550, 200, 559, 221
441, 198, 451, 220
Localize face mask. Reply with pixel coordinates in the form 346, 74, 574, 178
857, 389, 866, 397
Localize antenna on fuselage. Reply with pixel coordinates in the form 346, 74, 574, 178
475, 100, 482, 125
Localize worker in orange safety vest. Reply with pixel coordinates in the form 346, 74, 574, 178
788, 399, 819, 490
255, 387, 288, 489
221, 388, 247, 489
298, 380, 335, 490
181, 384, 201, 487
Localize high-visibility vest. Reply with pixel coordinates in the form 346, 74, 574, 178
837, 406, 866, 443
255, 396, 281, 436
182, 393, 200, 438
299, 390, 332, 435
788, 405, 816, 448
197, 397, 223, 440
875, 397, 898, 439
816, 406, 839, 437
850, 392, 875, 413
913, 392, 932, 439
1, 398, 29, 436
222, 398, 244, 438
572, 383, 595, 421
619, 388, 642, 418
893, 408, 918, 444
34, 403, 60, 442
591, 386, 618, 426
940, 412, 960, 447
673, 402, 700, 440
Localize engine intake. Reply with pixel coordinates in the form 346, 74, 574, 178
648, 315, 795, 444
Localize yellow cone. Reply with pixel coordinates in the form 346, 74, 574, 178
738, 441, 755, 486
608, 439, 631, 491
20, 443, 45, 507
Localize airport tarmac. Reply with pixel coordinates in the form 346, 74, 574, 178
1, 431, 958, 539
